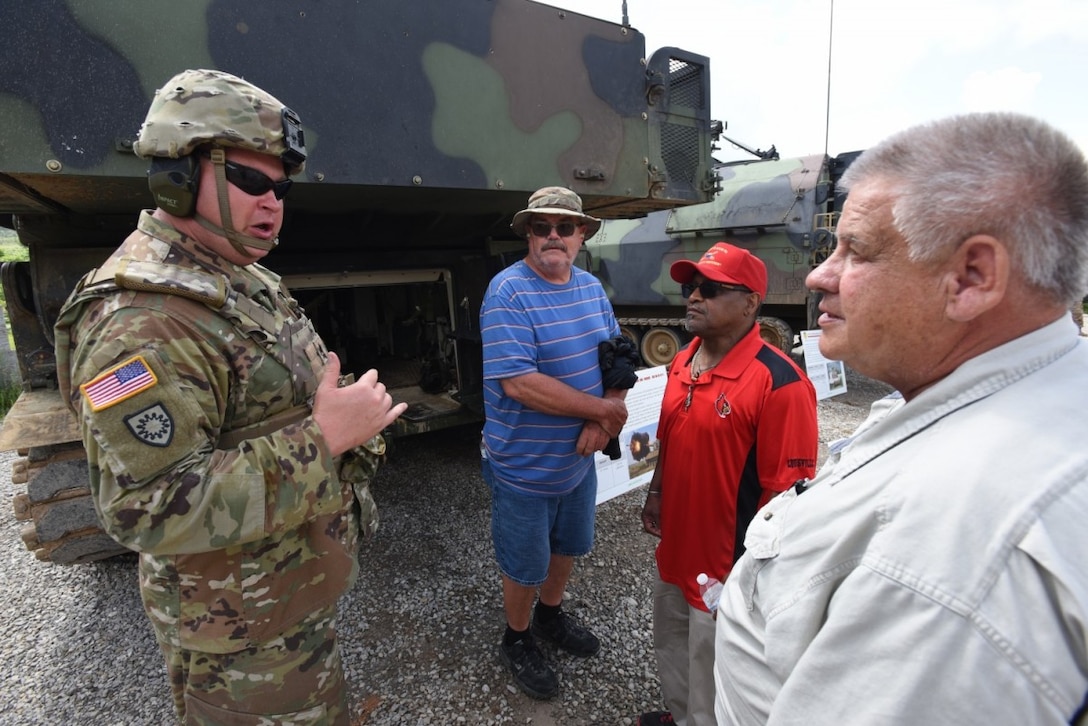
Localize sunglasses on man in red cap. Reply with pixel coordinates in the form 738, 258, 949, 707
680, 280, 753, 299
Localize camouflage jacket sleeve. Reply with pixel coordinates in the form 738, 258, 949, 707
66, 293, 342, 555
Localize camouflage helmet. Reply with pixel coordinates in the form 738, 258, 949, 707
133, 68, 306, 175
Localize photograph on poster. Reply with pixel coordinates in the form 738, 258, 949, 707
826, 361, 844, 391
595, 366, 668, 505
623, 426, 659, 478
800, 329, 848, 401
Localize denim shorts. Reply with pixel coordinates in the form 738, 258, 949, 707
481, 459, 597, 586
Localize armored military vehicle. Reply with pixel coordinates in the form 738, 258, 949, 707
0, 0, 716, 563
586, 151, 860, 366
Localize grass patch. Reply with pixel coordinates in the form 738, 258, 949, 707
0, 227, 26, 257
0, 382, 20, 419
0, 227, 28, 313
0, 227, 28, 352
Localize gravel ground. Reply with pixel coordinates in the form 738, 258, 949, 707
0, 368, 891, 726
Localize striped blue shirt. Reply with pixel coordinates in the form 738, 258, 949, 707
481, 260, 619, 496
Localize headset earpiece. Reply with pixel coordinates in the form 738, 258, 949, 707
147, 156, 200, 217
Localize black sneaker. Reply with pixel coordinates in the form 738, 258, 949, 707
499, 637, 559, 700
531, 610, 601, 657
637, 711, 675, 726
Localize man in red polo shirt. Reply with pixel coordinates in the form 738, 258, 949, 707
637, 242, 818, 726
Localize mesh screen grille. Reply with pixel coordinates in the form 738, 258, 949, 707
661, 123, 699, 185
668, 58, 705, 110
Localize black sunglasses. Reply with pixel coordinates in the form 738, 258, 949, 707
681, 280, 752, 299
529, 220, 579, 238
222, 159, 293, 200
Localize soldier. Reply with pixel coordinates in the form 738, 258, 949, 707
53, 69, 406, 724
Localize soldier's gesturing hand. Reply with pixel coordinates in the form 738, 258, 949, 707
312, 352, 408, 456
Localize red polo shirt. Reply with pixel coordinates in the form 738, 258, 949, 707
654, 325, 818, 610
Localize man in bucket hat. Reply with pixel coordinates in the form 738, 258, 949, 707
480, 186, 629, 699
637, 242, 817, 726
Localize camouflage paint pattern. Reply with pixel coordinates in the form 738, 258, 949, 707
0, 0, 715, 564
585, 154, 850, 346
0, 0, 714, 429
0, 0, 713, 222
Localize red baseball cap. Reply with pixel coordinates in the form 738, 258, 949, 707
670, 242, 767, 298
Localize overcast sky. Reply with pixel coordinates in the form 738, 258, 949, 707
573, 0, 1088, 162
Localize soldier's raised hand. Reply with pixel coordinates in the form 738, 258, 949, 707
312, 352, 408, 456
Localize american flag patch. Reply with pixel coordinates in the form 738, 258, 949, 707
80, 356, 158, 411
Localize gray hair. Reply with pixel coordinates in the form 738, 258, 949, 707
839, 112, 1088, 306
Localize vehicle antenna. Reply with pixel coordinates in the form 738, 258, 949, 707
824, 0, 835, 156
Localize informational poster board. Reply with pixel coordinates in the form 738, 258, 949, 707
594, 365, 668, 505
800, 329, 848, 401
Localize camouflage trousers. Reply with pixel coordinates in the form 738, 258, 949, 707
161, 604, 349, 725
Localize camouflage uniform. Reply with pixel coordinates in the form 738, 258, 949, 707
54, 210, 384, 724
53, 70, 382, 725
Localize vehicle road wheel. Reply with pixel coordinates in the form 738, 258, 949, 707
640, 326, 682, 367
758, 317, 794, 353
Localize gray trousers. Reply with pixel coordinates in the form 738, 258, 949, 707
653, 577, 718, 726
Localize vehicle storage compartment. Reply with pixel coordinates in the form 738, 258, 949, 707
283, 268, 480, 436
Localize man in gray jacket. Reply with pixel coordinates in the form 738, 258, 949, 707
714, 112, 1088, 725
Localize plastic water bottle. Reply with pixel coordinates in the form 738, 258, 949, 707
697, 572, 723, 615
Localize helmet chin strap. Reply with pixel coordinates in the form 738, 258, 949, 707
194, 148, 279, 257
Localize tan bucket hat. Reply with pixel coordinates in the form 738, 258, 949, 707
511, 186, 602, 240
